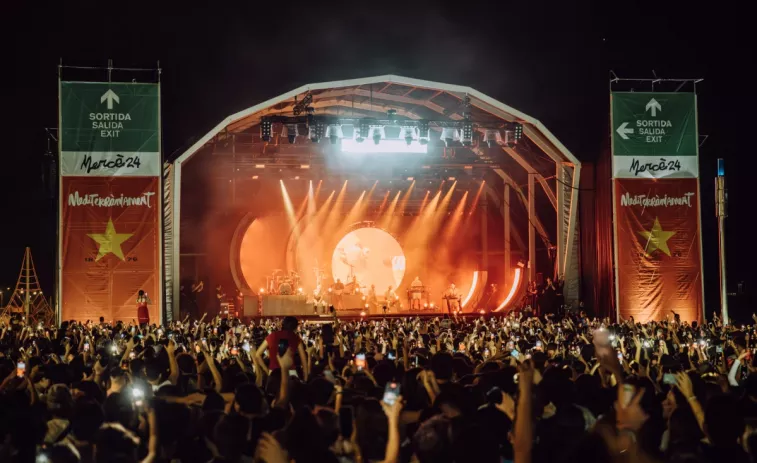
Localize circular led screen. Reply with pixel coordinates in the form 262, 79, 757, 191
331, 227, 405, 292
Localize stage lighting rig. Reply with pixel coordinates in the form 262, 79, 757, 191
418, 120, 430, 145
282, 124, 298, 144
371, 126, 385, 145
325, 124, 343, 145
356, 119, 371, 143
292, 93, 314, 116
308, 116, 325, 143
441, 127, 460, 147
260, 118, 272, 142
399, 126, 418, 145
483, 129, 502, 148
513, 122, 523, 141
461, 114, 473, 146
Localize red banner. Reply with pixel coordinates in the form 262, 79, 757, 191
60, 177, 160, 323
614, 178, 703, 322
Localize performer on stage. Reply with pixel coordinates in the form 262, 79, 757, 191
410, 276, 423, 310
136, 290, 151, 327
384, 285, 397, 313
333, 279, 345, 311
313, 284, 327, 314
443, 283, 461, 315
367, 284, 378, 313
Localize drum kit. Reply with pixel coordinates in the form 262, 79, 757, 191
267, 269, 302, 295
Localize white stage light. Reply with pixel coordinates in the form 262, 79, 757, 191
399, 126, 418, 145
325, 124, 343, 145
282, 124, 298, 144
341, 138, 428, 154
441, 128, 460, 147
370, 126, 386, 145
483, 129, 502, 148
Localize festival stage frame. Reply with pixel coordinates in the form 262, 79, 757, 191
165, 75, 582, 322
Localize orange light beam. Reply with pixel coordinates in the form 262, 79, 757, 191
339, 190, 366, 229
441, 190, 468, 241
310, 190, 336, 226
379, 190, 402, 230
325, 180, 349, 226
396, 180, 415, 216
418, 190, 431, 215
307, 180, 317, 217
428, 181, 457, 232
280, 180, 298, 235
468, 180, 486, 216
352, 182, 378, 222
377, 190, 390, 215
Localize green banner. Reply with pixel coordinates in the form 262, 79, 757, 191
611, 92, 697, 157
61, 82, 159, 154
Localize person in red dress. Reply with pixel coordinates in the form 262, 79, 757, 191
137, 290, 151, 327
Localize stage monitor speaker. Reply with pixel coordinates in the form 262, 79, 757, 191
243, 296, 259, 317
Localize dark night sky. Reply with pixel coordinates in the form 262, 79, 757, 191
4, 1, 754, 314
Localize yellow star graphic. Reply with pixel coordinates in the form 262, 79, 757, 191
87, 218, 133, 261
638, 217, 676, 257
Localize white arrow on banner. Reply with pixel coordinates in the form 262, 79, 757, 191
645, 98, 662, 117
616, 122, 634, 140
100, 89, 120, 110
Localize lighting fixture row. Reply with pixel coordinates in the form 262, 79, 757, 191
260, 115, 523, 148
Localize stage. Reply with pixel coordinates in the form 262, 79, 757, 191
166, 76, 582, 323
242, 294, 465, 317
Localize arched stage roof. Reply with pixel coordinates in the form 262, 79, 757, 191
164, 75, 582, 319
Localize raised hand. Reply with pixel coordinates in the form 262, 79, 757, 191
257, 432, 288, 463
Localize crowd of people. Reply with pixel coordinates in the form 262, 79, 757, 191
1, 309, 757, 463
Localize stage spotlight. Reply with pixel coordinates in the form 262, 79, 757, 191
260, 118, 272, 142
407, 177, 414, 181
370, 126, 386, 145
283, 124, 298, 144
360, 310, 367, 317
448, 176, 456, 181
259, 288, 265, 294
513, 122, 523, 140
483, 129, 502, 148
461, 117, 473, 146
441, 128, 459, 147
309, 121, 325, 143
255, 164, 265, 169
300, 164, 310, 169
326, 124, 343, 145
399, 126, 418, 145
252, 175, 259, 180
418, 120, 430, 145
479, 309, 486, 315
356, 120, 371, 143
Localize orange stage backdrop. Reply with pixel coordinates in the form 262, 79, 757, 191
614, 178, 703, 322
60, 177, 160, 323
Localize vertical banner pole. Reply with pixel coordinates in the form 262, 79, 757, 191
716, 159, 729, 324
56, 64, 63, 325
528, 173, 536, 283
